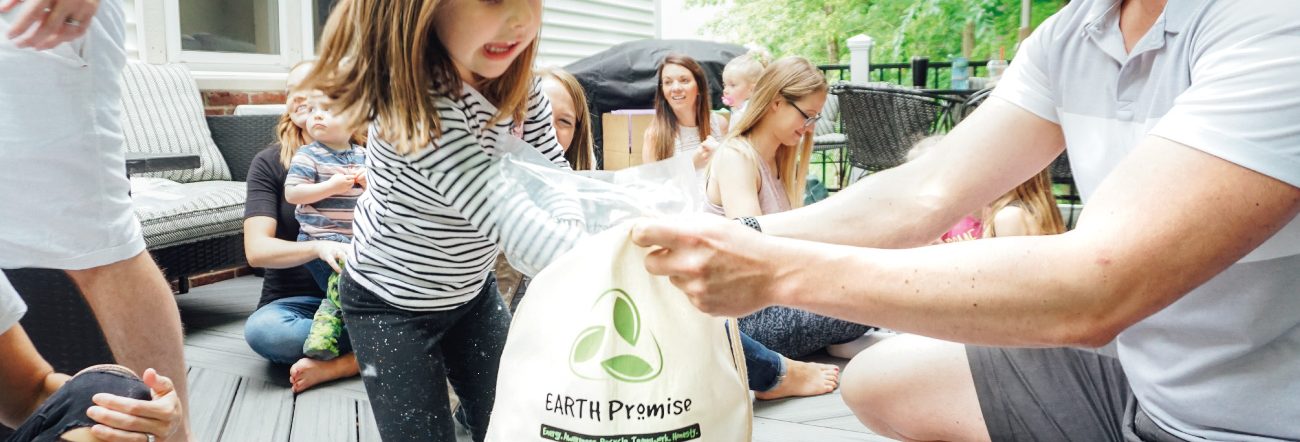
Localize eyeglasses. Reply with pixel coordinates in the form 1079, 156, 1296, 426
787, 99, 822, 128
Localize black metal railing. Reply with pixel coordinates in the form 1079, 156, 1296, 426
818, 58, 994, 90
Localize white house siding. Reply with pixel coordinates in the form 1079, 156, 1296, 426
538, 0, 660, 67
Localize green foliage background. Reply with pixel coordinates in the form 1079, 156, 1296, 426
687, 0, 1067, 63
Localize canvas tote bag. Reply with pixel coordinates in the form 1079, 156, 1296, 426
486, 222, 752, 441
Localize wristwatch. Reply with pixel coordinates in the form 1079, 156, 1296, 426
737, 216, 762, 232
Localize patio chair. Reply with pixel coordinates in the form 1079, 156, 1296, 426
834, 83, 966, 177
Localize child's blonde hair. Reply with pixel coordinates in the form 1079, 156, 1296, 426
984, 170, 1066, 237
536, 67, 595, 171
723, 49, 771, 84
277, 61, 315, 168
726, 56, 827, 208
907, 136, 1065, 237
305, 0, 539, 155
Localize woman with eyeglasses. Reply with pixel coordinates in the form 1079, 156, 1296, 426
705, 57, 876, 400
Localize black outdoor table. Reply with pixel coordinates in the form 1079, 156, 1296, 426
126, 152, 201, 175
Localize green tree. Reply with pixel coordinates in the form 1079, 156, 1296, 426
688, 0, 1065, 64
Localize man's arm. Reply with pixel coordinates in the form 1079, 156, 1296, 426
761, 98, 1067, 249
0, 324, 67, 429
636, 135, 1300, 347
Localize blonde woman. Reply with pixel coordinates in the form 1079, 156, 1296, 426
705, 57, 874, 398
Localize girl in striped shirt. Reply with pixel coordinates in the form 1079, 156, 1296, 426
305, 1, 583, 440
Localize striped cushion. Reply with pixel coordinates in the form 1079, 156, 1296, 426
131, 178, 245, 249
121, 62, 231, 183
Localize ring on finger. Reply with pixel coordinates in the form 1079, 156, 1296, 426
63, 17, 82, 27
146, 434, 156, 442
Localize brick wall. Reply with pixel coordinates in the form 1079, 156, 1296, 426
201, 90, 287, 116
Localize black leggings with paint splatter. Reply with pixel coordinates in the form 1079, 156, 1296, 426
339, 272, 510, 442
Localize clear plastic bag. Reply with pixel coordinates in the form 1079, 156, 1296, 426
492, 137, 700, 276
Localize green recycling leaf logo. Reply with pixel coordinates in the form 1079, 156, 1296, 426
569, 289, 663, 383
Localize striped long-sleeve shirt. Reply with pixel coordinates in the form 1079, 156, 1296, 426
346, 79, 585, 311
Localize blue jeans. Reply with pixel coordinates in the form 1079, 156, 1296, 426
244, 295, 353, 365
303, 259, 333, 292
742, 331, 786, 392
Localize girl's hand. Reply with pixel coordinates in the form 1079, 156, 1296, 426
314, 241, 349, 272
87, 369, 183, 442
3, 0, 99, 50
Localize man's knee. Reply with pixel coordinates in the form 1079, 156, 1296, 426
840, 344, 906, 432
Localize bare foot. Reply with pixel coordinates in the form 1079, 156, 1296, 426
754, 358, 839, 400
289, 353, 359, 393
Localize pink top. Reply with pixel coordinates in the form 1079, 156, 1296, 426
941, 216, 983, 242
705, 139, 791, 216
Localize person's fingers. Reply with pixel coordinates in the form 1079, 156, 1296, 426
142, 369, 174, 398
325, 248, 343, 272
89, 424, 151, 442
38, 1, 92, 49
0, 0, 25, 14
87, 403, 167, 436
6, 0, 50, 40
91, 393, 172, 422
631, 219, 692, 250
19, 0, 73, 49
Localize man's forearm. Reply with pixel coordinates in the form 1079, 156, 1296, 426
760, 165, 970, 248
768, 232, 1140, 348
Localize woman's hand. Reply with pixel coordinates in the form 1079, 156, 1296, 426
313, 241, 349, 272
87, 369, 184, 442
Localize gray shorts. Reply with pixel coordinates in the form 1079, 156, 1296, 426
967, 346, 1185, 442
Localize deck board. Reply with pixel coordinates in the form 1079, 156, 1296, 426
179, 275, 889, 441
221, 377, 293, 442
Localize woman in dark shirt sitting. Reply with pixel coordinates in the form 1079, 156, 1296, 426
241, 62, 358, 392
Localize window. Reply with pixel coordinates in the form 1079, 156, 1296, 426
178, 0, 280, 55
305, 0, 341, 56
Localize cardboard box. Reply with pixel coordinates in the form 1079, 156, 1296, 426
601, 109, 655, 171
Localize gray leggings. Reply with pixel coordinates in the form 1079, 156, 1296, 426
739, 306, 872, 358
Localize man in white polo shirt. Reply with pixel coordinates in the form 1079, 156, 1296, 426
631, 0, 1300, 440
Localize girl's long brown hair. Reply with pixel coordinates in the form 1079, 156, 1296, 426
648, 54, 713, 162
537, 67, 594, 171
719, 56, 826, 208
983, 170, 1066, 237
304, 0, 539, 155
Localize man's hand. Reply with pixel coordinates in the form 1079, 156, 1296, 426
87, 369, 184, 442
632, 214, 784, 317
3, 0, 99, 50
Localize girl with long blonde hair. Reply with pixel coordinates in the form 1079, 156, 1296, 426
705, 57, 874, 400
302, 0, 584, 439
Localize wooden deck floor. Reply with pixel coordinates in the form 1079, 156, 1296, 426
179, 276, 894, 441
